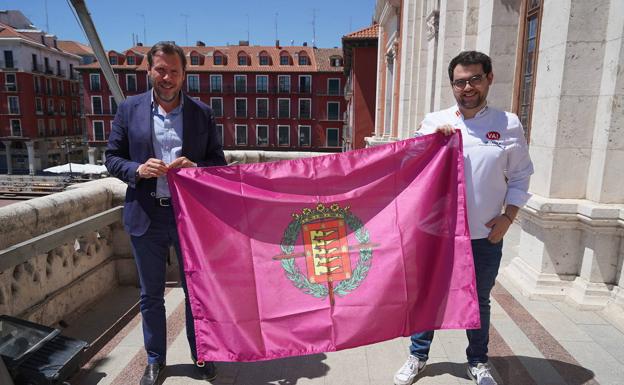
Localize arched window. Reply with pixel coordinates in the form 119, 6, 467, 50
259, 51, 271, 65
213, 51, 226, 65
298, 51, 310, 65
279, 51, 291, 65
237, 51, 250, 66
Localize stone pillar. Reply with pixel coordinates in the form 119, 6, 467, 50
433, 0, 465, 110
88, 147, 96, 165
475, 0, 521, 111
26, 141, 35, 176
2, 141, 12, 175
505, 0, 624, 310
461, 0, 479, 50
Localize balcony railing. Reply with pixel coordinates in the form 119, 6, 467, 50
32, 63, 44, 73
0, 60, 17, 69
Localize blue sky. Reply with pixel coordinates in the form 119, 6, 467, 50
2, 0, 376, 51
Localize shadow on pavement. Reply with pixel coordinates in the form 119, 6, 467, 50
164, 353, 330, 385
416, 356, 595, 385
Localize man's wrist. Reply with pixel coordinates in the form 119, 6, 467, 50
502, 213, 513, 224
135, 165, 142, 180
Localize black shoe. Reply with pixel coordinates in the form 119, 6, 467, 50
195, 360, 217, 381
140, 362, 165, 385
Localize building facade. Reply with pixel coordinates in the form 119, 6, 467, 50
365, 0, 624, 314
342, 24, 379, 151
0, 10, 84, 174
77, 43, 346, 161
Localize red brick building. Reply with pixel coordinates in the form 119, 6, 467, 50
342, 24, 379, 150
0, 11, 85, 174
77, 42, 346, 159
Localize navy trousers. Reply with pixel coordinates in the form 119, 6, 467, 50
409, 238, 503, 365
130, 205, 197, 364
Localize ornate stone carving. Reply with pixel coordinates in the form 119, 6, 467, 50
426, 10, 439, 41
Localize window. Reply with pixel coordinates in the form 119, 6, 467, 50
44, 57, 50, 73
298, 125, 311, 147
211, 98, 223, 117
235, 75, 247, 93
110, 97, 117, 115
328, 78, 341, 95
49, 119, 56, 135
109, 55, 118, 65
215, 124, 223, 145
45, 78, 52, 95
330, 56, 343, 67
126, 74, 137, 92
56, 60, 61, 76
516, 0, 543, 141
256, 75, 268, 93
278, 99, 290, 118
190, 55, 200, 66
298, 55, 309, 65
327, 102, 340, 120
58, 80, 64, 96
90, 73, 101, 91
127, 55, 136, 65
35, 98, 43, 114
7, 96, 19, 114
214, 54, 224, 65
299, 75, 311, 93
10, 119, 21, 136
34, 76, 41, 93
3, 50, 14, 68
327, 128, 340, 147
37, 119, 45, 136
235, 98, 247, 118
256, 125, 269, 146
61, 119, 67, 134
74, 119, 80, 133
69, 64, 75, 79
238, 55, 248, 66
278, 75, 290, 93
5, 73, 16, 91
47, 99, 54, 114
92, 96, 103, 115
32, 54, 39, 71
187, 74, 200, 92
59, 100, 65, 115
278, 125, 290, 146
93, 121, 105, 141
280, 54, 290, 65
235, 124, 247, 145
256, 98, 269, 118
299, 99, 311, 119
210, 75, 222, 92
259, 54, 270, 65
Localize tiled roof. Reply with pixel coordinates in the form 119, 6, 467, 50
0, 23, 81, 58
76, 45, 343, 73
57, 40, 93, 56
343, 24, 379, 40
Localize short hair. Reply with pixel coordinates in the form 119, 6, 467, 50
147, 41, 187, 69
448, 51, 492, 81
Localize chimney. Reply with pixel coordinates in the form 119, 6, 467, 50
239, 40, 249, 46
137, 42, 143, 46
303, 42, 307, 47
196, 40, 206, 46
275, 39, 280, 48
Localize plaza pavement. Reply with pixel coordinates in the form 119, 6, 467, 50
63, 224, 624, 385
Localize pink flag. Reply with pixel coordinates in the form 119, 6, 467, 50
168, 133, 479, 362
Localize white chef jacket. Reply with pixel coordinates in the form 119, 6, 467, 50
418, 104, 534, 239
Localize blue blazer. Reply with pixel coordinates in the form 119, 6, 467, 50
105, 91, 227, 236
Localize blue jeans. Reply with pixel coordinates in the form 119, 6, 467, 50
409, 238, 503, 365
130, 205, 197, 364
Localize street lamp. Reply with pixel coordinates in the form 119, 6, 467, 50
60, 137, 75, 177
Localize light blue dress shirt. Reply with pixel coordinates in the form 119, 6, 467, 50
151, 93, 183, 198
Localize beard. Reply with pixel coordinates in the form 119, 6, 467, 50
456, 91, 486, 110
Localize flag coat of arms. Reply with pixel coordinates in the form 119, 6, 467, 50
168, 133, 479, 362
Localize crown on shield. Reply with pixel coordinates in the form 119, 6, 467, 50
292, 203, 350, 224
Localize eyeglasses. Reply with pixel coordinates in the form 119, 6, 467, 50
451, 74, 486, 90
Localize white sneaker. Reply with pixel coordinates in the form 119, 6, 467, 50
467, 363, 498, 385
393, 355, 426, 385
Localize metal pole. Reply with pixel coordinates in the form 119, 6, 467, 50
68, 0, 125, 105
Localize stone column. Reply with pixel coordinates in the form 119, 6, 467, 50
505, 0, 624, 309
26, 141, 35, 175
2, 141, 12, 175
433, 0, 465, 110
88, 147, 96, 165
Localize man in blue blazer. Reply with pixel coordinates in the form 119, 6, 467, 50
105, 41, 226, 385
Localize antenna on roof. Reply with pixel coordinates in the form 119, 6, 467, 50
137, 14, 147, 45
181, 14, 189, 46
274, 12, 278, 42
312, 8, 317, 48
246, 13, 250, 43
45, 0, 50, 32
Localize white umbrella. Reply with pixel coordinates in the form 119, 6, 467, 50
43, 163, 108, 174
